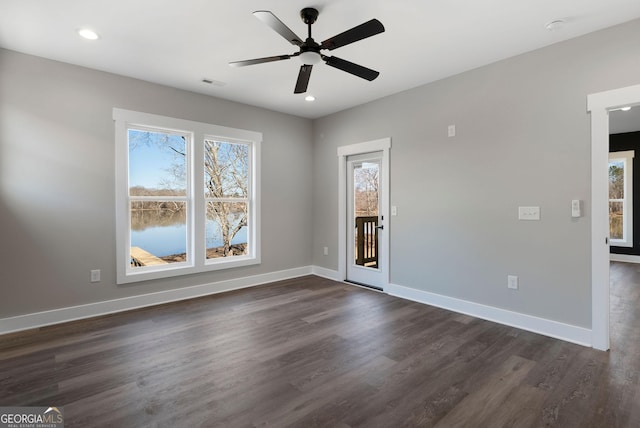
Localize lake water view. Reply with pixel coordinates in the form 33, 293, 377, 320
132, 222, 248, 257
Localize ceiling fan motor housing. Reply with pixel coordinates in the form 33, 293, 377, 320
299, 8, 322, 64
300, 8, 319, 25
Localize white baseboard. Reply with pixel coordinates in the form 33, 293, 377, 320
385, 283, 592, 347
0, 266, 312, 335
310, 265, 341, 281
610, 253, 640, 263
296, 268, 592, 347
1, 266, 593, 348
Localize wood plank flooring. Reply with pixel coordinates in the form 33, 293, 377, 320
1, 264, 639, 427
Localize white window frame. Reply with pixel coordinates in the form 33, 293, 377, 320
114, 108, 261, 284
608, 150, 634, 248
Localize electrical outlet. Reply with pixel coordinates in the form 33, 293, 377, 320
323, 247, 329, 256
507, 275, 518, 290
91, 269, 101, 283
518, 206, 540, 220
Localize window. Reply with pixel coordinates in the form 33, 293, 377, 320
114, 109, 261, 283
609, 150, 634, 247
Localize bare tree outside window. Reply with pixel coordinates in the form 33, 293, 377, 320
354, 163, 379, 216
205, 140, 250, 257
609, 160, 624, 240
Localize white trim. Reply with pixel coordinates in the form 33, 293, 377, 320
1, 265, 594, 348
337, 138, 391, 289
609, 253, 640, 264
311, 265, 341, 281
337, 138, 391, 157
311, 267, 592, 347
588, 83, 640, 351
0, 267, 311, 335
386, 283, 592, 347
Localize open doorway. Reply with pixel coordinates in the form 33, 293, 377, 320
588, 83, 640, 350
609, 106, 640, 262
608, 106, 640, 353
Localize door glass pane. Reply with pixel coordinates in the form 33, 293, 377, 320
128, 129, 187, 196
206, 202, 248, 259
130, 201, 187, 267
353, 162, 379, 268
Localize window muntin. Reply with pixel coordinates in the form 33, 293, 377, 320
609, 150, 634, 247
114, 109, 261, 284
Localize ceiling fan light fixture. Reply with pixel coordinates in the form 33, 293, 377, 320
299, 51, 321, 65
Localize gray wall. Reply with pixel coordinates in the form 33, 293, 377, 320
312, 19, 640, 329
3, 18, 640, 330
0, 49, 313, 318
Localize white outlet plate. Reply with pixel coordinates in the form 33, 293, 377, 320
323, 247, 328, 256
91, 269, 101, 283
518, 206, 540, 220
448, 125, 456, 137
507, 275, 519, 290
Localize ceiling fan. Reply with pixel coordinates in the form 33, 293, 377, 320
229, 8, 385, 94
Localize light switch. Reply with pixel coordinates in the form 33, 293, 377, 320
518, 206, 540, 220
571, 200, 581, 218
448, 125, 456, 137
391, 206, 397, 216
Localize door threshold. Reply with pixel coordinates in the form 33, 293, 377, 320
344, 280, 383, 292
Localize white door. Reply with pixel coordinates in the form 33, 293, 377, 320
346, 153, 385, 289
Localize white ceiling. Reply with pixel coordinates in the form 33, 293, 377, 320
1, 1, 640, 119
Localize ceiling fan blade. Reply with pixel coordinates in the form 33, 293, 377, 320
294, 65, 313, 94
323, 56, 379, 81
229, 54, 293, 67
320, 19, 385, 51
253, 10, 303, 46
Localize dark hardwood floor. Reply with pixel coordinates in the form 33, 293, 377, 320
1, 265, 639, 427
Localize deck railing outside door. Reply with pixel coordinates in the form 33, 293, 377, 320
355, 216, 378, 268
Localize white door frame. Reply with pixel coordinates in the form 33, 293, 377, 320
588, 83, 640, 351
346, 154, 383, 287
338, 138, 391, 290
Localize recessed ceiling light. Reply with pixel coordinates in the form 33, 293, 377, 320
78, 28, 99, 40
544, 20, 565, 31
305, 95, 316, 102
